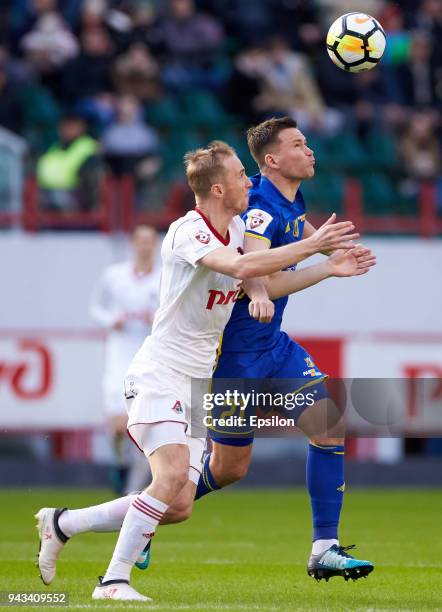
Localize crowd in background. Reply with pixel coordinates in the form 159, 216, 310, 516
0, 0, 441, 219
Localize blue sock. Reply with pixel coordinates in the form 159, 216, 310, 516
306, 442, 345, 541
194, 454, 220, 500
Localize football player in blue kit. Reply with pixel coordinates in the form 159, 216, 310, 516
197, 117, 375, 581
137, 117, 376, 581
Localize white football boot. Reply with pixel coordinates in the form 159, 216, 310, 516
92, 577, 152, 601
35, 507, 69, 585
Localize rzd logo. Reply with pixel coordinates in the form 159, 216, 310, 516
206, 289, 241, 310
0, 340, 53, 399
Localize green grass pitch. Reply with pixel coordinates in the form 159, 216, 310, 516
0, 488, 441, 611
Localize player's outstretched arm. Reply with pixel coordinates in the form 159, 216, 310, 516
200, 214, 359, 279
266, 245, 376, 300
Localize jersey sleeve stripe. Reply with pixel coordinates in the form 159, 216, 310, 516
244, 231, 271, 245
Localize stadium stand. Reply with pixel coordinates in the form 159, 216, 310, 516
0, 0, 440, 233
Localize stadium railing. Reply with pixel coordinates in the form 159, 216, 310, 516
1, 175, 440, 235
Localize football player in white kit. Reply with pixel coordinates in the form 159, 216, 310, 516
90, 225, 160, 494
35, 141, 358, 601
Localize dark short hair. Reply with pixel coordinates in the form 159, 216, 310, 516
247, 117, 298, 168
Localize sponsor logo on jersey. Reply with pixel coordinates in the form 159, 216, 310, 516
206, 288, 241, 310
303, 359, 321, 376
195, 230, 211, 244
172, 400, 183, 414
303, 368, 322, 377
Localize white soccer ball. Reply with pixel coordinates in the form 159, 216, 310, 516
326, 12, 386, 72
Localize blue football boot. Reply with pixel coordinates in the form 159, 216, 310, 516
308, 544, 374, 582
135, 540, 151, 570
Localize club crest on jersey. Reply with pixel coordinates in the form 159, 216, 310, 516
195, 230, 211, 244
172, 400, 183, 414
245, 208, 273, 235
249, 211, 266, 229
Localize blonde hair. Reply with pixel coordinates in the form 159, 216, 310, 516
184, 140, 236, 198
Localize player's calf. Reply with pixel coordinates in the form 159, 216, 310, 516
148, 443, 190, 503
211, 445, 251, 486
195, 440, 253, 500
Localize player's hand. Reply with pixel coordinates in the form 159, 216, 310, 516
327, 245, 377, 277
248, 297, 275, 323
308, 213, 360, 253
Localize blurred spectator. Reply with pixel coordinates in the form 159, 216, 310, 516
272, 0, 322, 54
61, 27, 114, 103
256, 37, 343, 135
0, 43, 33, 84
131, 2, 166, 56
78, 0, 108, 32
36, 113, 102, 211
0, 39, 60, 152
391, 30, 441, 109
319, 0, 386, 25
222, 46, 267, 124
9, 0, 82, 47
199, 0, 274, 45
101, 95, 161, 178
113, 42, 161, 102
0, 61, 24, 135
159, 0, 225, 90
79, 0, 133, 52
380, 3, 411, 66
314, 51, 358, 111
415, 0, 442, 66
400, 110, 440, 180
351, 66, 413, 139
399, 109, 442, 209
19, 9, 78, 78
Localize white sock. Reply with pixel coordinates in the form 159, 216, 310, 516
103, 492, 168, 583
58, 495, 136, 537
312, 538, 339, 556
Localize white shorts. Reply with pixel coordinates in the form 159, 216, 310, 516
124, 359, 193, 429
125, 358, 206, 484
128, 421, 205, 485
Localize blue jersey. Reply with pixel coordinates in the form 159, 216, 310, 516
220, 174, 306, 353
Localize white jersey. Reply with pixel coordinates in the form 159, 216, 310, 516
90, 260, 161, 412
129, 209, 245, 379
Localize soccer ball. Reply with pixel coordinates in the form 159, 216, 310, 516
326, 12, 386, 72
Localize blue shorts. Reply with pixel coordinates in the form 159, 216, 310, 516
209, 332, 328, 446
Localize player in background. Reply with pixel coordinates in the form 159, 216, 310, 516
35, 141, 360, 601
90, 225, 160, 494
157, 117, 376, 582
